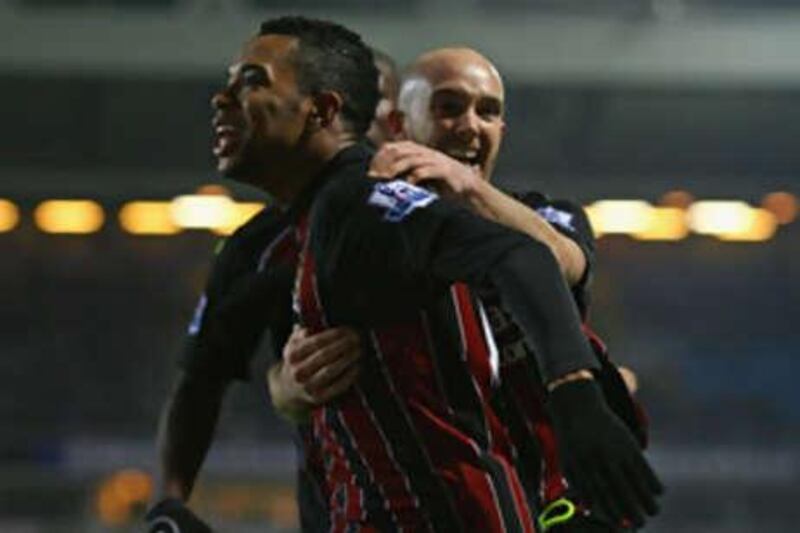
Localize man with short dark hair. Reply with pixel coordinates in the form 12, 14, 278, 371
147, 17, 381, 533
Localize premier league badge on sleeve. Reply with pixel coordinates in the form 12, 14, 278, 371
368, 180, 438, 222
536, 205, 575, 233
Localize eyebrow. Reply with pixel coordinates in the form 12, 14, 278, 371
227, 63, 270, 81
433, 87, 502, 102
480, 95, 504, 109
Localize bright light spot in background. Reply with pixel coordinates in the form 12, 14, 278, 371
213, 202, 265, 235
0, 199, 20, 232
587, 201, 689, 241
717, 208, 778, 242
119, 201, 181, 235
34, 200, 104, 234
761, 191, 797, 225
688, 201, 751, 234
585, 200, 654, 235
632, 207, 689, 241
170, 194, 236, 229
170, 194, 265, 234
96, 469, 153, 526
688, 201, 777, 241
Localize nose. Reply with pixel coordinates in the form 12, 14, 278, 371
211, 86, 235, 111
454, 106, 480, 141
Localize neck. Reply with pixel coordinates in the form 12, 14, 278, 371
265, 156, 325, 207
262, 136, 358, 207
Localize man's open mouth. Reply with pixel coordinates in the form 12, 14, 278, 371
212, 118, 243, 158
445, 148, 482, 170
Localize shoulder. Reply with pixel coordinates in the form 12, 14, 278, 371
215, 206, 280, 260
314, 176, 440, 229
513, 189, 587, 235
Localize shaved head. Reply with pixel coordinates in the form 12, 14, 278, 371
406, 47, 504, 100
396, 47, 506, 181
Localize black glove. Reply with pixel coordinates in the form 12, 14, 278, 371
146, 498, 213, 533
547, 379, 663, 529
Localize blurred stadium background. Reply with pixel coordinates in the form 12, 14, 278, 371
1, 0, 798, 531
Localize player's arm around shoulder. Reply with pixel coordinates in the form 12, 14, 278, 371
368, 141, 586, 286
468, 182, 588, 287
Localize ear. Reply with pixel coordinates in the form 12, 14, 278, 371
310, 91, 344, 128
387, 109, 407, 140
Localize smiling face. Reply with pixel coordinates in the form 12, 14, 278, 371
211, 34, 313, 186
399, 48, 506, 181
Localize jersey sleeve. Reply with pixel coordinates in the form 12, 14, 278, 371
515, 191, 596, 317
309, 178, 527, 320
180, 236, 293, 382
179, 238, 254, 381
309, 177, 599, 382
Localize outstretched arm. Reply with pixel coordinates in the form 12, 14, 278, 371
155, 371, 227, 501
147, 371, 225, 532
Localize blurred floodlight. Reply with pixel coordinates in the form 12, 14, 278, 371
170, 194, 236, 230
761, 191, 797, 225
633, 207, 689, 241
718, 208, 778, 242
119, 201, 180, 235
213, 202, 266, 235
34, 200, 104, 234
586, 200, 654, 235
0, 199, 20, 232
96, 469, 152, 526
688, 201, 777, 241
689, 201, 753, 234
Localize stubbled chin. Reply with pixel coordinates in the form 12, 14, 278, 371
216, 157, 231, 174
216, 156, 241, 178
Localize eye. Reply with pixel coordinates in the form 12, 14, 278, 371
240, 65, 269, 88
432, 96, 468, 119
477, 99, 502, 121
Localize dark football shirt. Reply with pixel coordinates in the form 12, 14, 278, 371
291, 143, 598, 532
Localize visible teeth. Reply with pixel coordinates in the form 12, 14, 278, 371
446, 150, 478, 163
213, 134, 237, 157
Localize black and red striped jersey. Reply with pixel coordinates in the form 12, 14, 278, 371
291, 143, 599, 532
177, 189, 330, 532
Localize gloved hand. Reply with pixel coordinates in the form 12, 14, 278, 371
547, 379, 663, 529
146, 498, 213, 533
